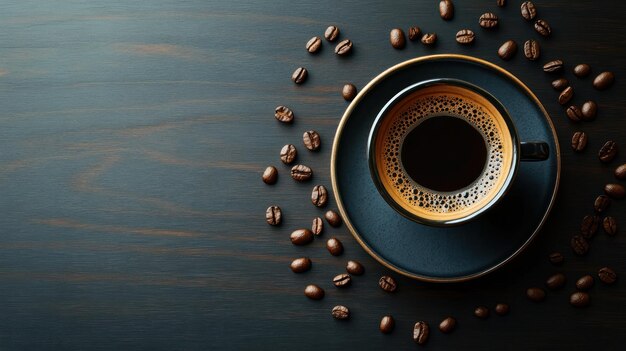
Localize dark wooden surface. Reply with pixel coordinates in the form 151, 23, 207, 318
1, 1, 625, 349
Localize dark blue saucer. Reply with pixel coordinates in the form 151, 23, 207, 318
330, 55, 560, 282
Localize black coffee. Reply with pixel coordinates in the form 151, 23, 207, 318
401, 116, 487, 192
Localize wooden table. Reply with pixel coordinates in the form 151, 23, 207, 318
1, 0, 624, 349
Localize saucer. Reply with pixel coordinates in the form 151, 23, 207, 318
330, 54, 560, 282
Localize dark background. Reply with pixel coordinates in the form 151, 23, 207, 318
0, 0, 625, 349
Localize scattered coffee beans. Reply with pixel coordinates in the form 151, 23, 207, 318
291, 229, 314, 245
324, 25, 339, 42
546, 273, 566, 290
291, 164, 312, 181
615, 164, 626, 180
543, 60, 564, 73
380, 315, 395, 334
497, 0, 506, 7
523, 39, 540, 60
603, 216, 617, 236
325, 210, 342, 227
342, 83, 357, 101
439, 0, 454, 20
549, 252, 564, 265
598, 141, 618, 163
479, 13, 499, 28
292, 67, 308, 84
558, 86, 574, 105
604, 183, 625, 199
334, 39, 353, 56
552, 78, 569, 91
474, 306, 489, 319
275, 105, 294, 123
571, 132, 587, 152
346, 260, 365, 275
413, 321, 430, 344
456, 29, 475, 44
526, 287, 546, 302
303, 130, 321, 151
594, 195, 611, 213
571, 234, 589, 256
333, 273, 352, 288
280, 144, 297, 164
574, 64, 591, 77
520, 1, 537, 21
379, 275, 397, 292
311, 185, 328, 207
598, 267, 617, 284
580, 214, 600, 238
312, 217, 323, 236
495, 303, 510, 316
498, 40, 517, 60
389, 28, 406, 49
326, 237, 344, 256
266, 205, 282, 226
304, 284, 324, 300
331, 305, 350, 319
290, 257, 312, 273
262, 166, 278, 184
534, 19, 551, 37
593, 71, 615, 90
408, 26, 422, 41
306, 36, 322, 54
421, 33, 437, 45
566, 106, 583, 122
570, 292, 590, 307
576, 275, 594, 290
439, 317, 456, 333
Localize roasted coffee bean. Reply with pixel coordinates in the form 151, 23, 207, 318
498, 40, 517, 60
456, 29, 475, 44
408, 26, 422, 41
291, 67, 308, 84
495, 303, 509, 316
325, 210, 342, 227
342, 83, 357, 101
534, 19, 551, 37
439, 0, 454, 20
479, 12, 499, 28
497, 0, 506, 6
346, 260, 364, 275
280, 144, 297, 164
311, 185, 328, 207
593, 71, 615, 90
474, 306, 489, 319
526, 287, 546, 302
523, 39, 540, 60
290, 257, 312, 273
598, 267, 617, 284
331, 305, 350, 320
262, 166, 278, 184
549, 252, 564, 265
275, 105, 294, 123
413, 321, 429, 345
379, 275, 397, 292
598, 141, 618, 163
439, 317, 456, 333
291, 229, 314, 245
520, 1, 537, 21
604, 183, 625, 199
291, 164, 312, 181
571, 234, 589, 256
543, 60, 564, 73
570, 292, 590, 307
566, 106, 583, 122
324, 25, 340, 42
615, 164, 626, 179
312, 217, 324, 236
306, 36, 322, 53
304, 284, 324, 300
558, 86, 574, 105
594, 195, 611, 213
421, 33, 437, 45
580, 215, 600, 238
546, 273, 566, 290
379, 315, 395, 334
389, 28, 406, 49
603, 216, 617, 236
581, 101, 597, 121
266, 205, 282, 226
552, 78, 569, 91
571, 132, 587, 152
333, 273, 351, 288
303, 130, 321, 151
576, 275, 594, 290
334, 39, 353, 56
326, 237, 344, 256
574, 64, 591, 77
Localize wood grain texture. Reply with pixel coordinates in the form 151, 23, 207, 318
0, 0, 624, 349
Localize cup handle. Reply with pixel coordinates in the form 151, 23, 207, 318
520, 141, 550, 161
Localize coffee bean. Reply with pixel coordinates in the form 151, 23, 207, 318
291, 164, 312, 181
604, 183, 625, 199
280, 144, 297, 164
523, 39, 540, 60
576, 275, 594, 290
379, 275, 397, 292
312, 217, 324, 236
291, 67, 307, 84
325, 210, 342, 227
558, 86, 574, 105
331, 305, 350, 320
495, 303, 509, 316
521, 1, 537, 21
456, 29, 475, 44
408, 26, 422, 41
306, 36, 322, 53
439, 0, 454, 20
598, 141, 618, 163
573, 63, 591, 77
324, 25, 340, 42
598, 267, 617, 284
615, 164, 626, 179
346, 260, 364, 275
333, 273, 351, 288
303, 130, 321, 151
380, 315, 395, 334
570, 292, 590, 307
580, 214, 600, 239
311, 185, 328, 207
534, 19, 551, 37
326, 237, 344, 256
421, 33, 437, 45
498, 40, 517, 60
546, 273, 566, 290
274, 105, 294, 123
571, 234, 589, 256
266, 205, 282, 226
290, 257, 312, 273
479, 12, 499, 28
581, 101, 597, 121
543, 60, 564, 73
304, 284, 324, 300
566, 106, 583, 122
439, 317, 456, 333
342, 83, 357, 101
552, 78, 569, 91
571, 132, 587, 152
262, 166, 278, 184
334, 39, 353, 56
413, 321, 429, 345
603, 216, 617, 236
497, 0, 506, 7
474, 306, 489, 319
593, 71, 615, 90
291, 229, 313, 245
526, 287, 546, 302
389, 28, 406, 49
549, 252, 564, 265
594, 195, 611, 213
